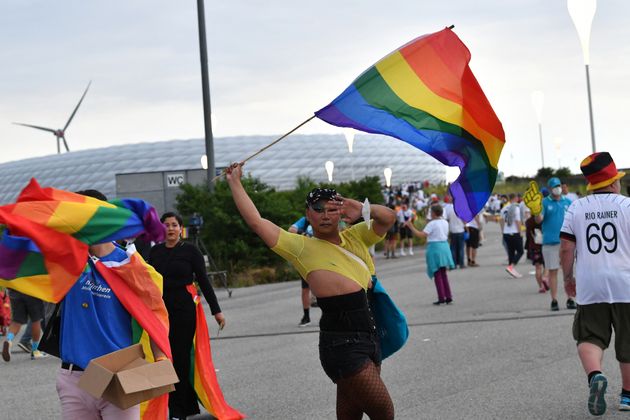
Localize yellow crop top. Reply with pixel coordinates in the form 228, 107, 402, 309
271, 221, 383, 290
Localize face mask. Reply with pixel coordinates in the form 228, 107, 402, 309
551, 186, 562, 196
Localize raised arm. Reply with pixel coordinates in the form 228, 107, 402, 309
405, 219, 428, 238
225, 163, 281, 248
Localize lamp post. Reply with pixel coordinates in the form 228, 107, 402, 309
531, 91, 545, 168
568, 0, 597, 153
343, 128, 355, 181
196, 0, 215, 191
384, 167, 392, 187
325, 161, 334, 182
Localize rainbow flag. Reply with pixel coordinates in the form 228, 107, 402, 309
96, 245, 172, 419
0, 178, 165, 302
187, 285, 246, 420
315, 27, 505, 221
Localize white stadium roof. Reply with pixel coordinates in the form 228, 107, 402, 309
0, 134, 446, 204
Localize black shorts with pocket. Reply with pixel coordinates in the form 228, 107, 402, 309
317, 290, 381, 383
9, 290, 45, 325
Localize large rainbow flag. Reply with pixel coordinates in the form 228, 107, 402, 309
315, 27, 505, 221
0, 178, 164, 302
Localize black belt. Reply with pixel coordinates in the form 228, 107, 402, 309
61, 362, 84, 372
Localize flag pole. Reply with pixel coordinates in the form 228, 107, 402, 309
210, 115, 316, 182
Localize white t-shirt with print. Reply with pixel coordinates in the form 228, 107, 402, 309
423, 218, 449, 242
500, 203, 521, 234
561, 193, 630, 304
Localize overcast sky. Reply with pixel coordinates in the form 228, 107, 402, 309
1, 1, 629, 177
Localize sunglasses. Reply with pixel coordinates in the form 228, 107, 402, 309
309, 202, 339, 213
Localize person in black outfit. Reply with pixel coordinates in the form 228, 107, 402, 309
148, 212, 226, 420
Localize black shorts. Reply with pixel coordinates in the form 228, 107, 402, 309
573, 303, 630, 362
319, 331, 381, 383
466, 227, 480, 249
8, 290, 44, 325
301, 279, 309, 289
527, 248, 544, 265
399, 226, 412, 240
317, 290, 381, 383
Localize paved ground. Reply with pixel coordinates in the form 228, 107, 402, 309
2, 222, 627, 419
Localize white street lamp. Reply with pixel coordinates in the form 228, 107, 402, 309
201, 154, 208, 170
567, 0, 597, 152
343, 129, 356, 180
384, 167, 392, 187
531, 90, 545, 168
343, 128, 355, 153
325, 161, 334, 182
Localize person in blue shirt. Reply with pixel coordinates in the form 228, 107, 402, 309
535, 177, 576, 311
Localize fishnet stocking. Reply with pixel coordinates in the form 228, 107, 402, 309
336, 362, 394, 420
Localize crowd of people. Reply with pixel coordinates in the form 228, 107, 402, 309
1, 151, 630, 418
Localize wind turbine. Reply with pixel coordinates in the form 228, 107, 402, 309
13, 81, 91, 154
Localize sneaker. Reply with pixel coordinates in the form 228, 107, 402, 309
400, 249, 406, 257
567, 299, 577, 310
408, 248, 414, 256
298, 316, 311, 327
505, 265, 522, 278
31, 350, 48, 360
619, 394, 630, 411
538, 287, 546, 293
588, 373, 607, 416
2, 340, 11, 362
550, 300, 559, 311
17, 341, 32, 353
432, 300, 445, 305
445, 298, 453, 304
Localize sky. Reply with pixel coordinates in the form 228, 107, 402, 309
1, 0, 629, 178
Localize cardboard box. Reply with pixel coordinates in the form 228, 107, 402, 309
78, 343, 178, 410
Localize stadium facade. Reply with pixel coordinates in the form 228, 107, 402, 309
0, 134, 446, 213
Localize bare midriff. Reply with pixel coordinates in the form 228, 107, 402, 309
306, 269, 364, 298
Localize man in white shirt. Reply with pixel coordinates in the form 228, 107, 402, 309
560, 152, 630, 416
443, 196, 466, 269
500, 193, 523, 278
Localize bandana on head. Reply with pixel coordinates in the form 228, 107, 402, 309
305, 188, 337, 208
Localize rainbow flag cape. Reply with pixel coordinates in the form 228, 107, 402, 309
96, 245, 172, 419
187, 285, 246, 420
0, 178, 165, 302
315, 27, 505, 222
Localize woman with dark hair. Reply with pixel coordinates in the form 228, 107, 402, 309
148, 212, 225, 420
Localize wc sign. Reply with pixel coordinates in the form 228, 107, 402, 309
166, 173, 185, 187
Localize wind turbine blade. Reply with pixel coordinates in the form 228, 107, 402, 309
13, 122, 57, 134
63, 80, 91, 131
62, 136, 70, 152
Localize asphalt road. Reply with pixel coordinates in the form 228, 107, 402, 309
2, 222, 627, 419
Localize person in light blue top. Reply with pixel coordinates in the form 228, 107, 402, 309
537, 177, 575, 311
